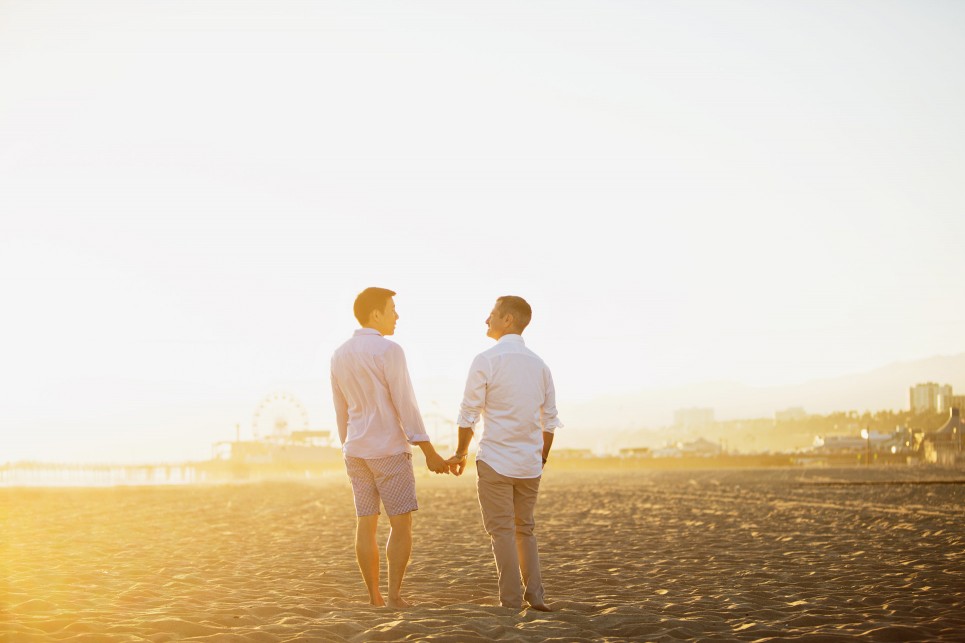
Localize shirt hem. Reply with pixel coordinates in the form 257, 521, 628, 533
343, 446, 413, 460
476, 456, 543, 480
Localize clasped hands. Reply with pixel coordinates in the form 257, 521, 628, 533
445, 452, 468, 476
424, 452, 468, 476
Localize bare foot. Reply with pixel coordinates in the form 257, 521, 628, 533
369, 595, 386, 607
386, 596, 413, 609
528, 603, 553, 612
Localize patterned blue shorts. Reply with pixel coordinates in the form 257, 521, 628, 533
344, 452, 418, 517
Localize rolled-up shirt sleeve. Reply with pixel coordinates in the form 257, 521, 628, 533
383, 343, 431, 444
540, 365, 563, 433
457, 354, 489, 431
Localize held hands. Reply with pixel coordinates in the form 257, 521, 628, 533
446, 453, 468, 476
424, 451, 451, 475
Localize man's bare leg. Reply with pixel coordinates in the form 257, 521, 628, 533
386, 511, 413, 608
356, 515, 385, 606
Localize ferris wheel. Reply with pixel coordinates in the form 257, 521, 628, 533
252, 392, 309, 442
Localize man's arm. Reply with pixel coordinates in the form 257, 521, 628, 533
383, 344, 448, 473
540, 365, 561, 468
539, 366, 563, 433
455, 354, 487, 432
416, 440, 449, 474
382, 344, 431, 444
330, 367, 348, 446
447, 355, 488, 476
541, 431, 554, 468
447, 426, 474, 476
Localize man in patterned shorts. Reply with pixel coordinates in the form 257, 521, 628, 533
331, 287, 450, 608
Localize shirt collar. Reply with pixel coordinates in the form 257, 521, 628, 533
497, 334, 525, 344
354, 328, 383, 337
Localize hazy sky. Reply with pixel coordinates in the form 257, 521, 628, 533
2, 1, 964, 463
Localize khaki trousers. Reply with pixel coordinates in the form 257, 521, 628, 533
475, 459, 545, 608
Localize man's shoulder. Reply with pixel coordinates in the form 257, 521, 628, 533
333, 333, 399, 357
382, 338, 405, 360
475, 342, 504, 361
331, 337, 350, 358
489, 340, 545, 362
476, 343, 547, 372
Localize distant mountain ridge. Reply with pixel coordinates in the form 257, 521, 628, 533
563, 353, 965, 438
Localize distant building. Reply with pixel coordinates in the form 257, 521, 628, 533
813, 431, 891, 454
890, 425, 919, 455
680, 437, 722, 456
619, 447, 652, 458
909, 382, 952, 413
923, 408, 964, 464
938, 393, 965, 413
775, 407, 807, 422
813, 434, 865, 452
674, 407, 715, 429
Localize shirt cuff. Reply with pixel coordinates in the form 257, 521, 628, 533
542, 419, 563, 433
406, 432, 432, 444
456, 411, 479, 430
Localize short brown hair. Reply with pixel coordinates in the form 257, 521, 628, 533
354, 287, 396, 325
496, 295, 532, 332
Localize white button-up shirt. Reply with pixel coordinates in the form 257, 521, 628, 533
331, 328, 430, 459
457, 334, 562, 478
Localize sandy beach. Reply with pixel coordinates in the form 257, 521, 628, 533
2, 464, 963, 641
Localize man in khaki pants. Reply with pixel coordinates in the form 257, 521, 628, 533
447, 295, 561, 611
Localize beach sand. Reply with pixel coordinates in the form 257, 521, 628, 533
2, 464, 963, 641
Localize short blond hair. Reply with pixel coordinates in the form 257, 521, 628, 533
496, 295, 532, 332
